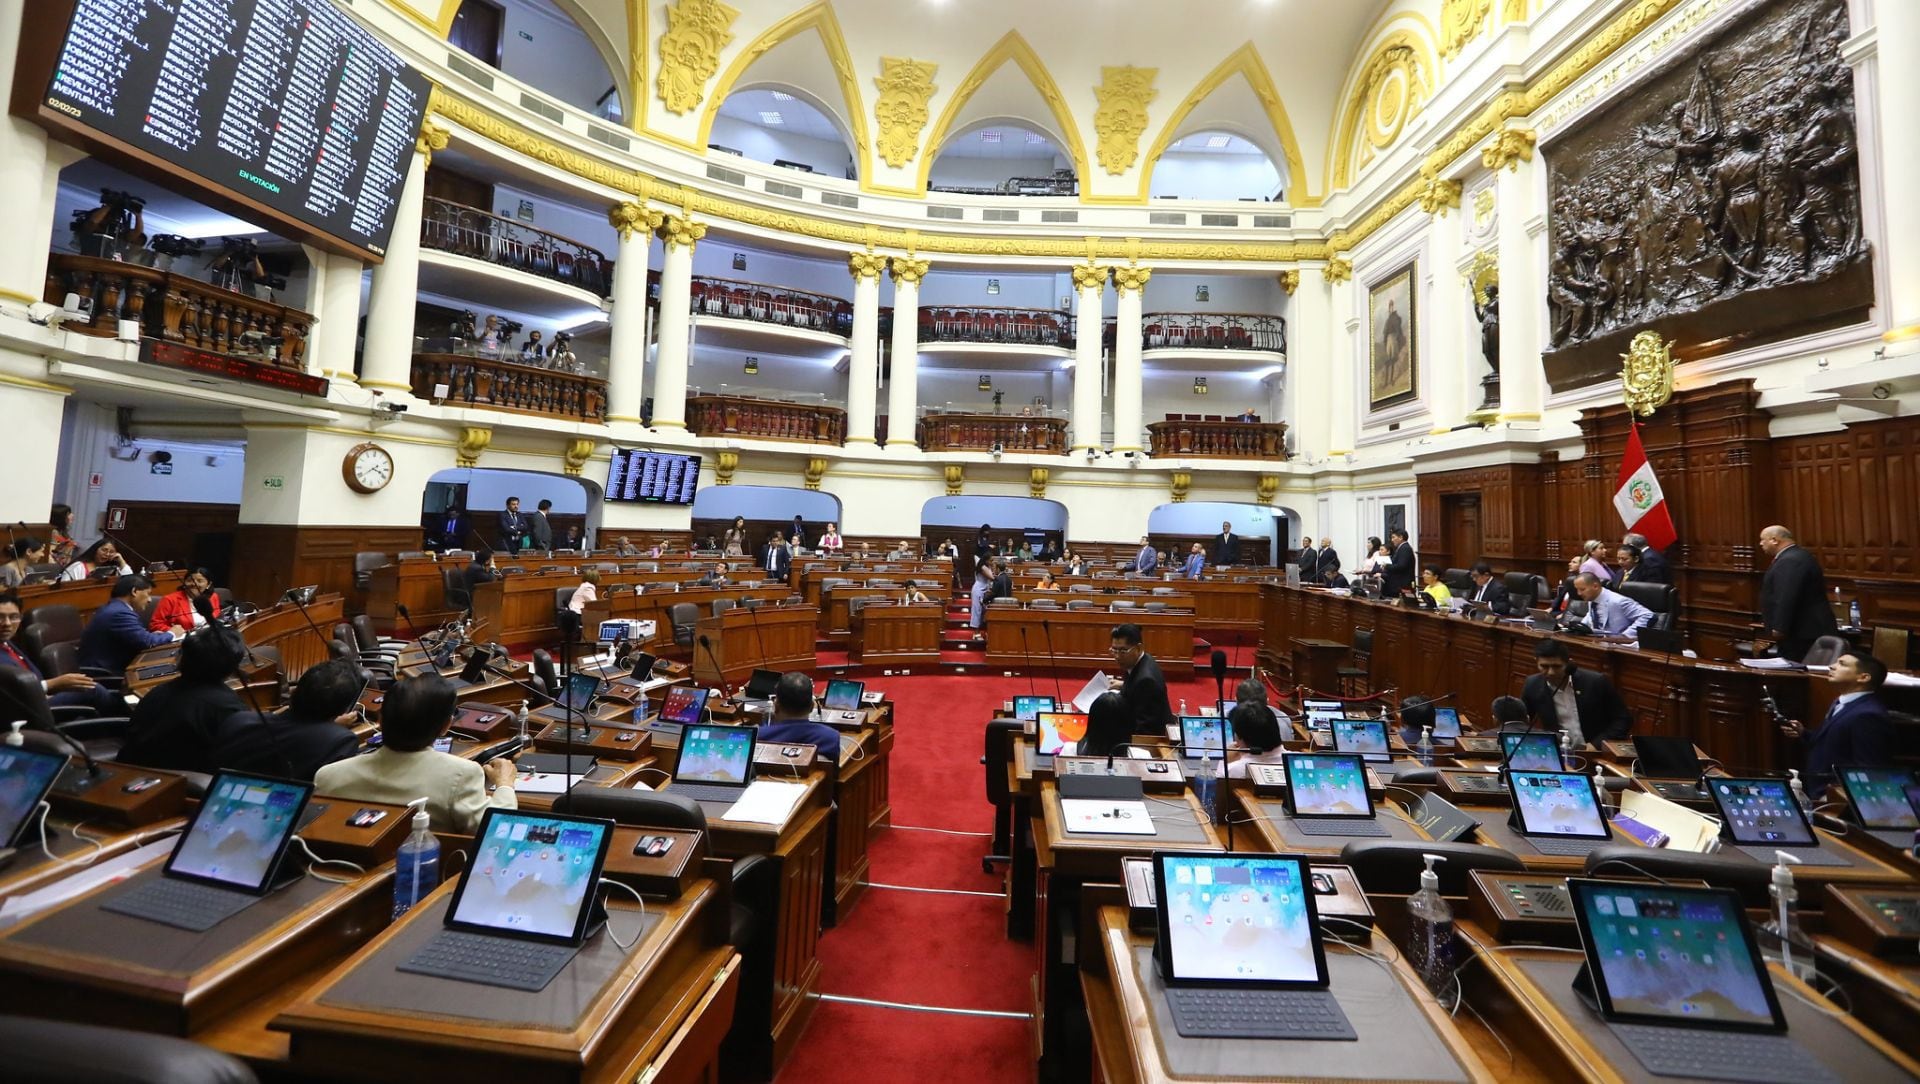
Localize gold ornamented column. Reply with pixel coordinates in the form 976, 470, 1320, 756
1486, 126, 1542, 423
1070, 262, 1110, 451
886, 256, 930, 447
650, 214, 707, 428
360, 121, 449, 393
846, 251, 887, 444
606, 203, 665, 424
1111, 264, 1152, 453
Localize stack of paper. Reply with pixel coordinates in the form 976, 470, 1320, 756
722, 780, 808, 824
1619, 788, 1722, 852
1060, 798, 1157, 835
1072, 672, 1112, 713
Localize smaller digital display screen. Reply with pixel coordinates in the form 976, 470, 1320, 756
676, 725, 754, 784
1013, 695, 1055, 721
1501, 732, 1564, 772
1710, 779, 1815, 847
658, 686, 710, 725
167, 774, 309, 891
1035, 712, 1087, 756
1284, 754, 1373, 818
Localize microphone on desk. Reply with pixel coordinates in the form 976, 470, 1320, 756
696, 633, 733, 699
1019, 624, 1040, 701
31, 718, 104, 781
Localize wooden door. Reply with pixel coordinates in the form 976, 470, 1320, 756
1442, 494, 1482, 571
449, 0, 504, 67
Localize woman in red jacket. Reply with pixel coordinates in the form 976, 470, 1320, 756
149, 568, 220, 632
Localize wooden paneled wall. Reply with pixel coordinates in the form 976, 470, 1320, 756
1417, 380, 1920, 658
228, 525, 424, 616
98, 501, 241, 580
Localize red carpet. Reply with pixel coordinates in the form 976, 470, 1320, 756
770, 640, 1261, 1083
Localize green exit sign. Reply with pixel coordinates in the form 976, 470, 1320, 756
262, 475, 285, 490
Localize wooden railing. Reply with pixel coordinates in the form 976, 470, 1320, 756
420, 197, 612, 296
691, 275, 852, 337
1099, 312, 1289, 354
1147, 419, 1290, 459
45, 253, 313, 370
919, 306, 1073, 348
917, 412, 1069, 453
687, 394, 846, 445
412, 352, 607, 422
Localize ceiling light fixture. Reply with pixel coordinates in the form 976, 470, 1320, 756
759, 111, 784, 125
1206, 135, 1232, 149
1025, 132, 1047, 145
979, 130, 1002, 143
770, 91, 795, 102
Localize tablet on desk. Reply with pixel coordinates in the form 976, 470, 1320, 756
1330, 717, 1392, 764
822, 679, 865, 712
1507, 770, 1612, 853
1500, 732, 1565, 772
1034, 712, 1088, 757
0, 746, 68, 848
657, 686, 709, 725
1176, 715, 1226, 761
1834, 766, 1919, 830
1705, 778, 1848, 865
1428, 707, 1461, 742
1012, 695, 1055, 722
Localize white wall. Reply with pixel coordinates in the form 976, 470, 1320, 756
495, 0, 618, 116
1146, 501, 1279, 561
690, 484, 840, 524
709, 116, 854, 179
920, 495, 1067, 532
1142, 370, 1276, 426
928, 154, 1068, 190
1141, 273, 1285, 315
54, 401, 246, 546
689, 243, 850, 295
1147, 153, 1283, 201
917, 269, 1066, 310
431, 468, 590, 514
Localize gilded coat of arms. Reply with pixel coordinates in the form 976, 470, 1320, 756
1619, 331, 1675, 417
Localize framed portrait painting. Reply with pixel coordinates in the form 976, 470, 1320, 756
1368, 263, 1418, 409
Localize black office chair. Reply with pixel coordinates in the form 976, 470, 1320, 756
1582, 846, 1773, 906
712, 598, 736, 619
1501, 572, 1537, 612
552, 586, 581, 650
982, 718, 1025, 873
1, 1013, 259, 1084
1442, 568, 1473, 595
0, 667, 131, 762
22, 603, 83, 646
350, 614, 406, 659
1802, 635, 1849, 667
330, 625, 393, 687
1616, 581, 1675, 630
667, 602, 699, 649
1339, 840, 1526, 895
531, 649, 560, 702
441, 567, 472, 617
1337, 627, 1372, 697
352, 551, 389, 593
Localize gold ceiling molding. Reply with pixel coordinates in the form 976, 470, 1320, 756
873, 57, 938, 169
1255, 474, 1281, 504
1502, 0, 1530, 22
1325, 257, 1354, 285
1277, 270, 1300, 295
608, 201, 664, 240
889, 255, 931, 284
907, 31, 1090, 198
415, 120, 450, 165
944, 464, 963, 496
714, 450, 739, 484
1127, 43, 1314, 207
1331, 29, 1433, 191
657, 0, 737, 115
1441, 0, 1493, 60
1093, 65, 1158, 176
1170, 471, 1192, 503
629, 0, 649, 132
1481, 126, 1536, 171
693, 2, 873, 186
430, 87, 647, 196
1416, 166, 1461, 216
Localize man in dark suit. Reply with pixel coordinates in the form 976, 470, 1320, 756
0, 590, 124, 714
78, 575, 178, 674
1758, 524, 1837, 661
119, 624, 251, 773
213, 658, 363, 782
1519, 639, 1632, 744
1382, 529, 1416, 598
497, 496, 527, 553
1779, 652, 1893, 796
761, 533, 793, 579
990, 558, 1013, 603
461, 550, 498, 595
1211, 521, 1239, 567
529, 499, 554, 551
1316, 543, 1340, 580
1110, 622, 1175, 735
1296, 537, 1319, 580
1621, 532, 1672, 584
1465, 562, 1511, 612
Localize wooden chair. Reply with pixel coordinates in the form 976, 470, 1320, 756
1337, 627, 1372, 697
1873, 625, 1910, 670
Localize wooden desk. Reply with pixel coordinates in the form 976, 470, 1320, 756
850, 602, 943, 665
1456, 917, 1920, 1081
1258, 584, 1830, 771
797, 561, 949, 609
690, 605, 816, 689
1081, 905, 1492, 1083
17, 571, 186, 623
1811, 933, 1920, 1060
1016, 574, 1268, 635
581, 584, 790, 655
986, 607, 1195, 676
272, 879, 738, 1083
0, 819, 184, 904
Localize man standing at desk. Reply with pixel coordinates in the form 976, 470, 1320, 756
1316, 539, 1340, 580
1465, 563, 1510, 611
1382, 528, 1417, 598
1296, 537, 1319, 580
1572, 573, 1654, 638
761, 533, 793, 580
497, 497, 526, 553
1758, 524, 1837, 661
528, 499, 554, 551
1211, 521, 1238, 566
1777, 651, 1893, 796
1181, 543, 1205, 580
757, 672, 842, 762
1110, 623, 1175, 735
1131, 537, 1158, 576
1520, 639, 1632, 745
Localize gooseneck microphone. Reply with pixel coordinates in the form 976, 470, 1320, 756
1019, 624, 1040, 701
696, 633, 733, 699
1210, 648, 1229, 713
1040, 618, 1065, 705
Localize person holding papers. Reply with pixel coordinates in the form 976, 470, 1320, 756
756, 672, 842, 762
314, 675, 517, 834
1111, 623, 1176, 735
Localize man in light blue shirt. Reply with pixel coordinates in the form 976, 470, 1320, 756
1132, 537, 1158, 576
1181, 543, 1205, 580
1573, 573, 1654, 638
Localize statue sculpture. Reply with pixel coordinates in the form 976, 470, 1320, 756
1473, 283, 1500, 407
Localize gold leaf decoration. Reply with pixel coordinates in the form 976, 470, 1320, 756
1334, 34, 1430, 187
1481, 126, 1537, 172
848, 251, 887, 281
1112, 264, 1153, 296
1441, 0, 1494, 59
1325, 257, 1354, 285
804, 457, 828, 491
1029, 467, 1048, 500
1417, 167, 1462, 216
873, 58, 938, 169
608, 202, 664, 240
657, 0, 738, 115
1468, 249, 1499, 306
1620, 331, 1675, 418
889, 256, 930, 284
415, 120, 450, 165
1093, 65, 1158, 175
657, 214, 707, 250
715, 450, 738, 485
562, 437, 595, 477
1071, 262, 1110, 291
1277, 270, 1300, 295
944, 464, 963, 495
1255, 475, 1280, 504
1170, 471, 1192, 503
455, 426, 491, 468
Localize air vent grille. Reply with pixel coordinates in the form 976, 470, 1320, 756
764, 180, 804, 199
447, 53, 495, 90
1199, 213, 1240, 227
927, 206, 964, 220
1253, 214, 1291, 228
519, 94, 564, 123
587, 125, 630, 151
1149, 212, 1188, 225
982, 208, 1020, 223
1040, 210, 1078, 223
705, 164, 747, 187
821, 192, 859, 209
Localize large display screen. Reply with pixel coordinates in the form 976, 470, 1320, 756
605, 449, 700, 505
41, 0, 431, 258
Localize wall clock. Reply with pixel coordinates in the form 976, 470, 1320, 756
343, 442, 394, 493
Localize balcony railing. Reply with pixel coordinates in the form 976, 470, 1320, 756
918, 412, 1069, 454
45, 253, 313, 370
412, 350, 607, 422
1099, 312, 1289, 354
687, 394, 846, 445
930, 171, 1078, 198
919, 306, 1074, 348
691, 275, 852, 336
420, 197, 612, 296
1147, 419, 1290, 459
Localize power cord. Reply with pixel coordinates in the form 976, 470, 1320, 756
290, 836, 366, 884
598, 877, 648, 950
34, 802, 105, 867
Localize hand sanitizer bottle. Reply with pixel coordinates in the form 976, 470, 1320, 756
1406, 853, 1457, 995
1193, 752, 1218, 826
1767, 851, 1811, 980
393, 798, 440, 920
1416, 725, 1434, 767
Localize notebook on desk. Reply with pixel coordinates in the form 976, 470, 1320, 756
1152, 852, 1357, 1041
1834, 765, 1920, 847
101, 771, 311, 932
1567, 879, 1839, 1084
668, 723, 758, 804
1281, 754, 1391, 837
0, 746, 68, 849
1705, 778, 1849, 866
397, 809, 615, 993
1505, 770, 1614, 857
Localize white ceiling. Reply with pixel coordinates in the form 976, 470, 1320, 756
1164, 132, 1268, 157
716, 88, 851, 147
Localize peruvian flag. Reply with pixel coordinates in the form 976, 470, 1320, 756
1612, 423, 1677, 551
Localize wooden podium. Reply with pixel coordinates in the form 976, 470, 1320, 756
691, 604, 817, 688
